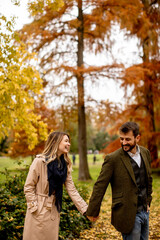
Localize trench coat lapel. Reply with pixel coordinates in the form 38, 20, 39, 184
42, 158, 49, 192
120, 150, 137, 186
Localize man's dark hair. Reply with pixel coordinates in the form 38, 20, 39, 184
119, 122, 140, 137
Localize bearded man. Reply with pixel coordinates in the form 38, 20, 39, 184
86, 121, 152, 240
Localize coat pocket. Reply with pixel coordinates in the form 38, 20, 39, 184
30, 195, 45, 219
30, 207, 41, 221
112, 192, 123, 209
112, 201, 123, 209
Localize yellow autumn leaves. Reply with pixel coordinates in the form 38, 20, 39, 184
78, 183, 160, 240
0, 16, 48, 149
28, 0, 64, 16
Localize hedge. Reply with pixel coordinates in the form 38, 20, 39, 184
0, 168, 91, 240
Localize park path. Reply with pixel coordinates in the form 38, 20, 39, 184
75, 189, 160, 240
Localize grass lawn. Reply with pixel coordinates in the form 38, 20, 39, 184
0, 153, 104, 183
0, 156, 32, 182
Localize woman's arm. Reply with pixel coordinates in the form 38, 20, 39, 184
64, 171, 88, 215
24, 158, 40, 213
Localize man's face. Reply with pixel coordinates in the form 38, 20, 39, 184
119, 130, 140, 153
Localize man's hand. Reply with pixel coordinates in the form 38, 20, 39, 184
147, 205, 150, 212
86, 215, 99, 222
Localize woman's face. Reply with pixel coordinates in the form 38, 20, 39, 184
57, 135, 70, 156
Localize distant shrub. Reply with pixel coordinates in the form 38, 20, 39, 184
0, 168, 90, 240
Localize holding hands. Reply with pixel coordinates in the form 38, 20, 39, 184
87, 215, 99, 222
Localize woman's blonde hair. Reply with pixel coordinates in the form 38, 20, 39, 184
42, 131, 72, 170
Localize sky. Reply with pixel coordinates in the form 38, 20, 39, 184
0, 0, 31, 29
0, 0, 142, 106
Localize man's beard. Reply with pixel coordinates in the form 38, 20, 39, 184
121, 142, 136, 152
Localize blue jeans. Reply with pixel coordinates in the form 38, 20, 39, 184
122, 211, 149, 240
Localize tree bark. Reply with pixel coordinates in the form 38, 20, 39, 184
142, 43, 158, 161
142, 0, 158, 161
77, 0, 91, 180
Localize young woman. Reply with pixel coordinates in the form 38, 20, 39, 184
23, 131, 88, 240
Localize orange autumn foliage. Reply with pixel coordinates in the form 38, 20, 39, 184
19, 0, 160, 169
8, 103, 58, 158
96, 0, 160, 167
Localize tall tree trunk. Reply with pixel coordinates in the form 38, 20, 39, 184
142, 0, 158, 162
143, 43, 158, 162
77, 0, 91, 180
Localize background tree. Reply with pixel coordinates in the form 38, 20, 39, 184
55, 99, 79, 153
8, 98, 80, 158
91, 0, 160, 165
0, 136, 10, 156
8, 102, 58, 159
19, 0, 123, 180
0, 15, 47, 150
114, 0, 160, 163
126, 0, 160, 163
13, 0, 159, 170
93, 130, 118, 151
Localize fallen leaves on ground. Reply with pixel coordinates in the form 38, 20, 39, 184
75, 188, 160, 240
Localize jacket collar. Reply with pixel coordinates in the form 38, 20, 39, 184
36, 154, 46, 163
120, 146, 149, 186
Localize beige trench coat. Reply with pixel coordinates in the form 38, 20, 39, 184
23, 155, 88, 240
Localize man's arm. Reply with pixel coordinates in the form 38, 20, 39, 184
86, 155, 114, 217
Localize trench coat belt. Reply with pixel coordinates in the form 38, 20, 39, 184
36, 192, 55, 209
36, 192, 48, 197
